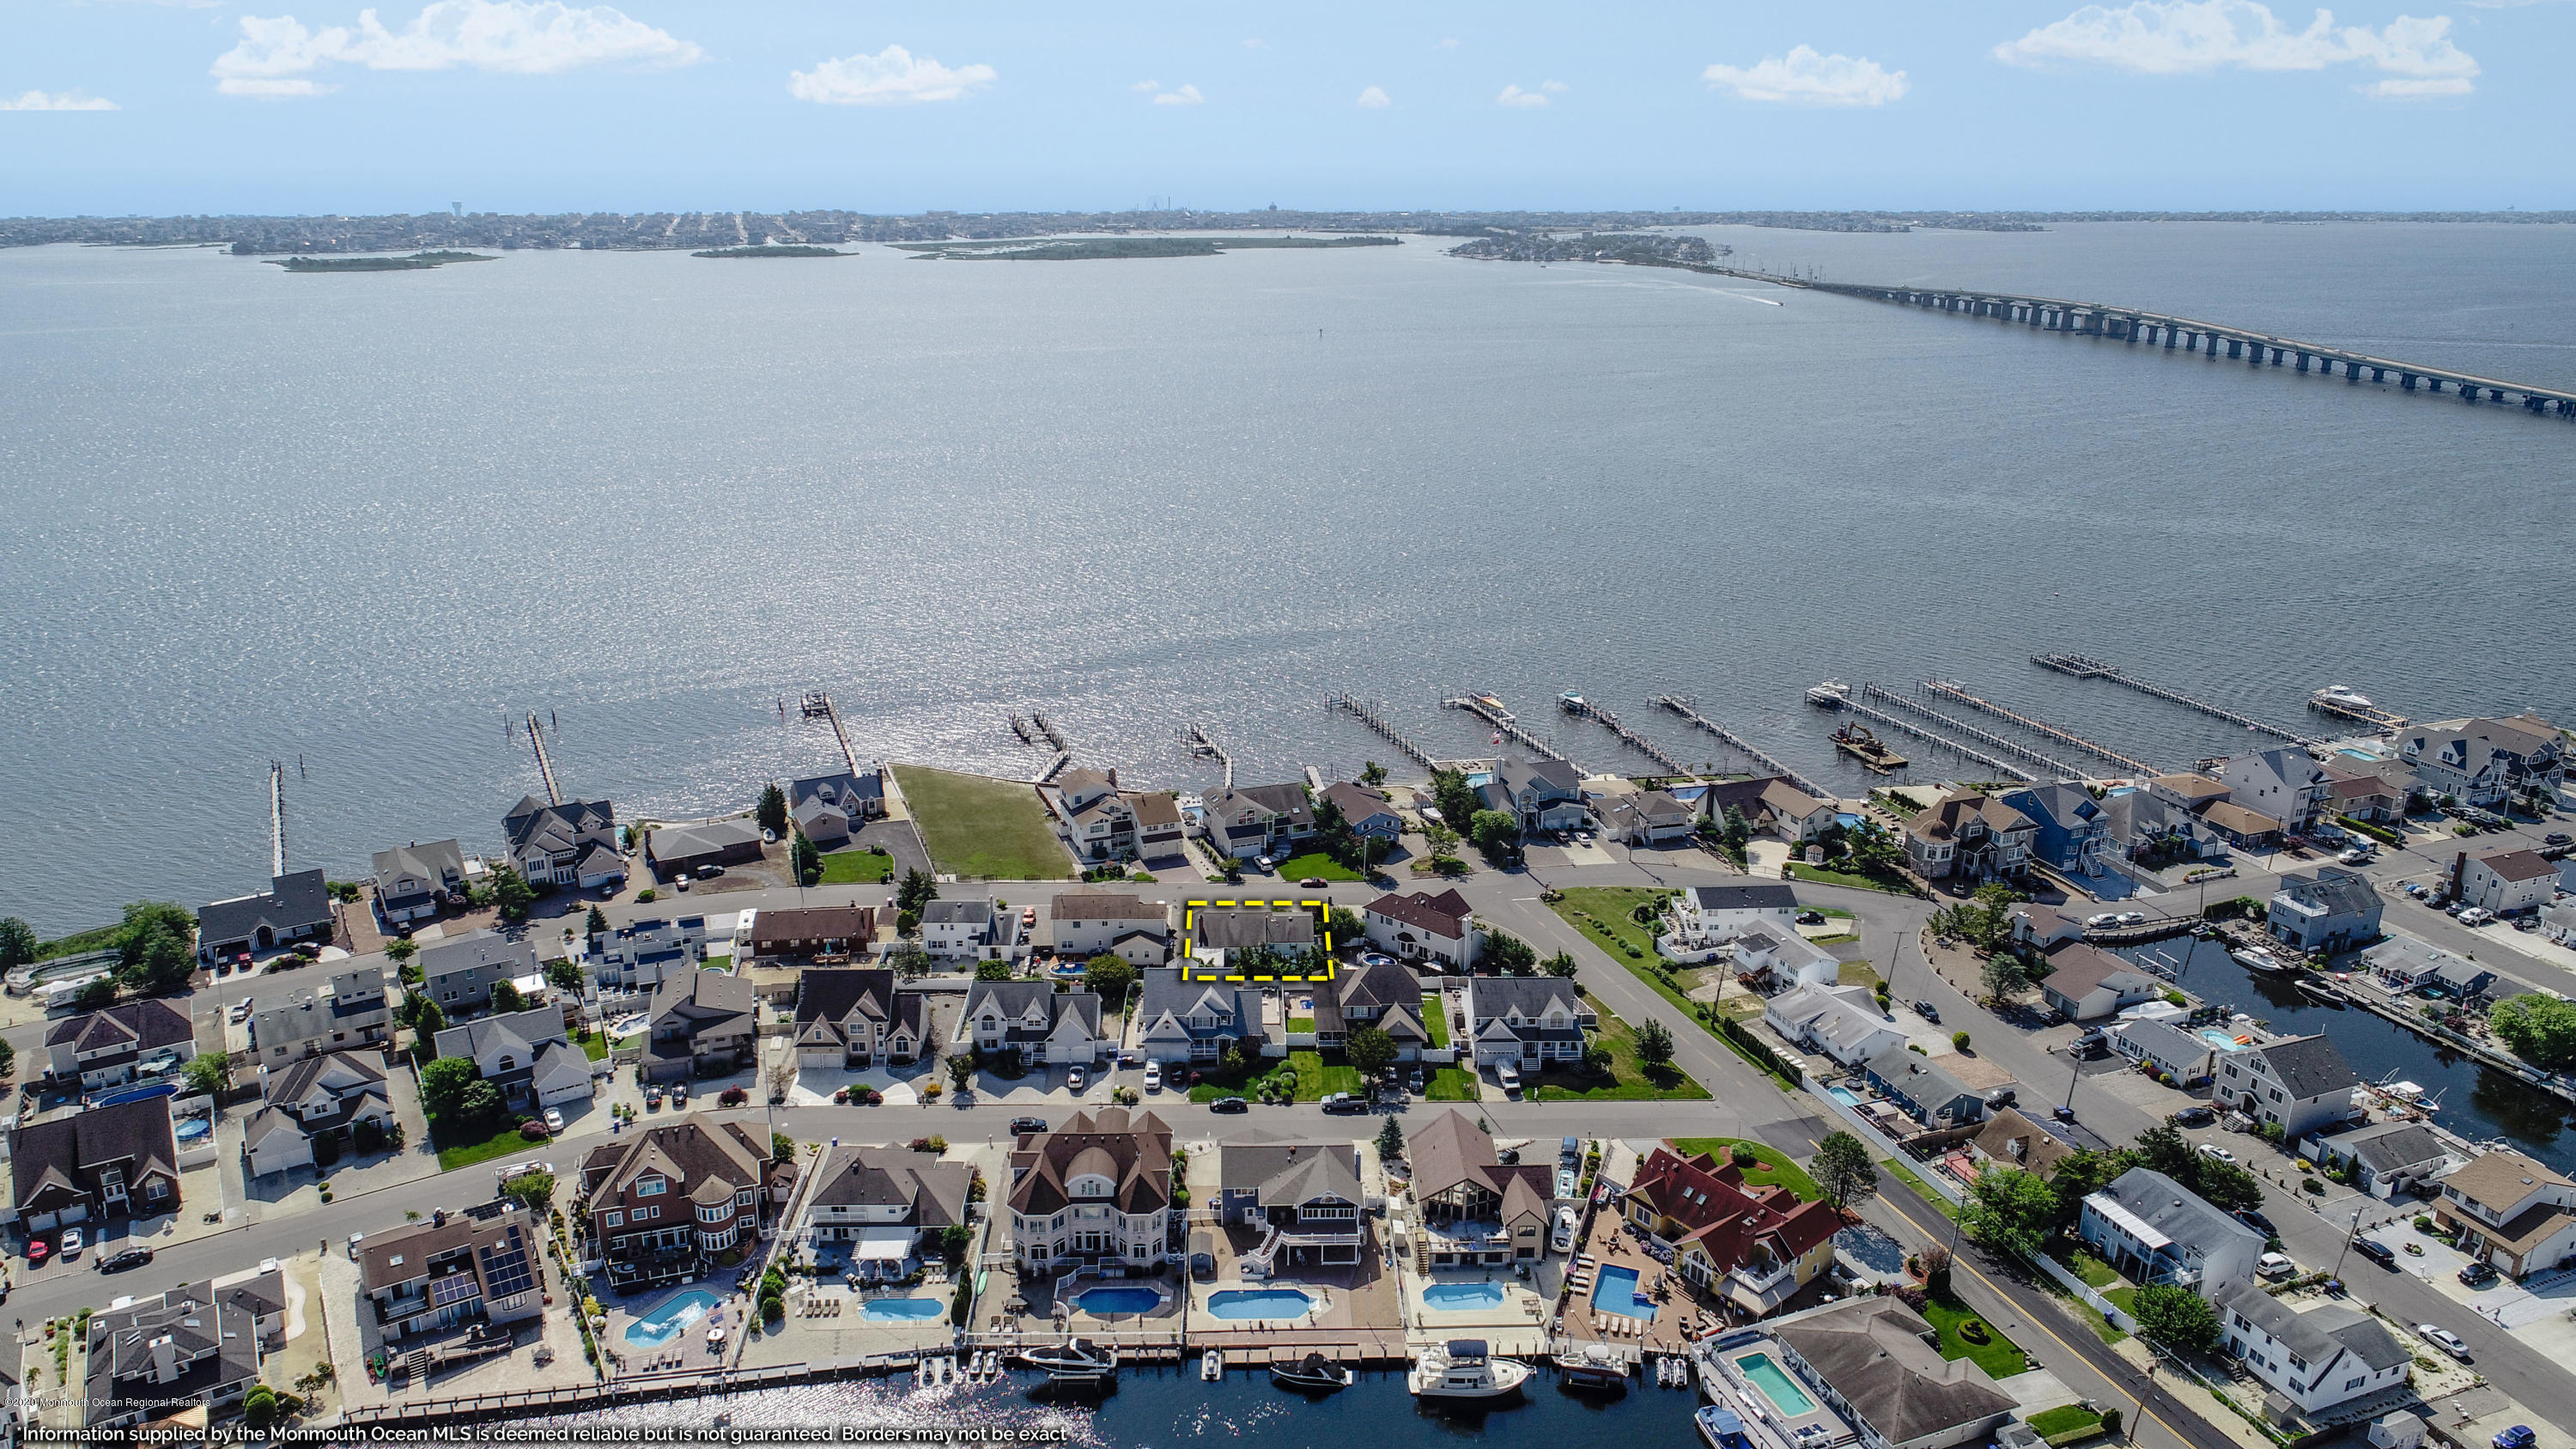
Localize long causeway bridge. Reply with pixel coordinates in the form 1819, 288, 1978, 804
1785, 277, 2576, 419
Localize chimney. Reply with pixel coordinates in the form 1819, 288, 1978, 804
1108, 767, 1119, 787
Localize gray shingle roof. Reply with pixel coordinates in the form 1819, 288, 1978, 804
196, 868, 332, 947
1685, 882, 1797, 912
2250, 1033, 2362, 1099
1771, 1299, 2015, 1445
2214, 1280, 2409, 1373
2093, 1167, 2263, 1256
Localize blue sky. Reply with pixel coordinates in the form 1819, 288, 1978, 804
4, 0, 2569, 215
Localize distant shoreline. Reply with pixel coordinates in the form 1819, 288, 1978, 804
690, 245, 848, 259
268, 251, 495, 272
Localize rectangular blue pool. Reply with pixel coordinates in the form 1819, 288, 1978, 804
1589, 1264, 1656, 1320
623, 1288, 720, 1347
1422, 1282, 1506, 1312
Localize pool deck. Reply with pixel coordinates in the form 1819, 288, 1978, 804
1186, 1211, 1406, 1351
1558, 1206, 1725, 1360
732, 1278, 960, 1372
1692, 1331, 1860, 1449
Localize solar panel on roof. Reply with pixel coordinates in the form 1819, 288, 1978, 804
427, 1272, 480, 1308
477, 1230, 535, 1300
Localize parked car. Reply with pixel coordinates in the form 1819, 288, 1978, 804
2086, 912, 2120, 928
2256, 1252, 2297, 1281
2459, 1260, 2500, 1288
95, 1246, 154, 1274
1066, 1066, 1086, 1093
1407, 1067, 1425, 1093
1913, 1000, 1941, 1024
2405, 882, 2431, 898
24, 1239, 46, 1264
1008, 1117, 1050, 1137
1320, 1093, 1365, 1114
1796, 910, 1827, 926
2546, 833, 2572, 848
1984, 1088, 2018, 1110
2196, 1142, 2237, 1165
1552, 1206, 1577, 1253
1496, 1061, 1522, 1096
2072, 1028, 2108, 1056
2352, 1237, 2398, 1269
2420, 1324, 2473, 1361
2233, 1208, 2276, 1237
2493, 1427, 2536, 1449
58, 1228, 82, 1259
346, 1232, 365, 1259
1143, 1062, 1163, 1093
2172, 1105, 2216, 1127
1300, 877, 1327, 889
544, 1107, 565, 1134
1208, 1096, 1249, 1114
672, 1082, 689, 1106
2461, 907, 2497, 928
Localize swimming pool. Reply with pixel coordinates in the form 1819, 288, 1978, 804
173, 1117, 212, 1142
1589, 1264, 1656, 1320
623, 1288, 720, 1347
1206, 1288, 1314, 1320
1072, 1287, 1162, 1316
1825, 1085, 1863, 1107
1422, 1282, 1506, 1311
2197, 1027, 2255, 1052
860, 1297, 947, 1322
1735, 1353, 1818, 1416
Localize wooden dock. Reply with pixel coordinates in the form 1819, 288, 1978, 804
1860, 684, 2084, 779
808, 691, 864, 776
1330, 694, 1435, 769
1829, 690, 2034, 782
2032, 653, 2312, 746
1562, 695, 1686, 774
2308, 693, 2409, 732
524, 710, 562, 805
1029, 709, 1066, 752
1182, 723, 1235, 788
1443, 691, 1568, 764
1651, 696, 1832, 799
1923, 679, 2161, 776
266, 761, 288, 876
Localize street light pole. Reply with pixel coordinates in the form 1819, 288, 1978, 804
2331, 1200, 2366, 1282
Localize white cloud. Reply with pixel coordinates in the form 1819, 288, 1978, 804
1497, 82, 1561, 106
1704, 46, 1908, 105
1542, 79, 1567, 92
0, 89, 121, 110
1993, 0, 2478, 96
1132, 78, 1159, 91
1151, 82, 1203, 105
1355, 84, 1390, 108
212, 0, 702, 97
788, 44, 993, 105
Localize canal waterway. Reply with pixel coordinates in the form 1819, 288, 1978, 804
2111, 937, 2576, 1172
3, 223, 2573, 933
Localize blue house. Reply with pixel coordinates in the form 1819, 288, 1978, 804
1999, 782, 2111, 875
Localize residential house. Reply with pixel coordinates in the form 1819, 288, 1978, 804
1697, 776, 1838, 842
2213, 1280, 2410, 1416
1197, 782, 1316, 861
580, 1120, 793, 1287
1766, 1297, 2018, 1449
1624, 1145, 1841, 1312
2397, 715, 2566, 808
2079, 1166, 2263, 1294
788, 770, 884, 848
739, 904, 878, 994
2313, 1121, 2456, 1200
1999, 782, 2112, 875
644, 819, 765, 881
802, 1146, 971, 1265
1463, 976, 1592, 1071
2106, 1016, 2216, 1086
1732, 925, 1839, 992
44, 1000, 196, 1090
1765, 984, 1904, 1067
1134, 969, 1266, 1065
432, 1006, 591, 1109
1048, 892, 1171, 965
251, 965, 392, 1063
2035, 942, 2163, 1022
1486, 758, 1588, 835
1186, 905, 1318, 974
244, 1050, 396, 1177
359, 1200, 544, 1338
1862, 1047, 1985, 1129
195, 868, 333, 962
371, 839, 465, 925
1597, 788, 1698, 847
2216, 1034, 2362, 1139
1965, 1109, 2074, 1179
1361, 888, 1476, 971
1318, 782, 1405, 843
2194, 801, 2285, 851
2268, 868, 2384, 953
641, 969, 758, 1083
955, 981, 1105, 1068
1407, 1110, 1552, 1263
1005, 1108, 1173, 1273
82, 1269, 287, 1429
597, 914, 713, 995
1668, 881, 1801, 947
2101, 789, 2207, 862
501, 795, 622, 890
2147, 774, 2233, 814
1218, 1139, 1366, 1268
793, 968, 928, 1070
1902, 793, 2035, 881
2458, 849, 2560, 916
922, 898, 1025, 962
1311, 959, 1432, 1058
9, 1096, 182, 1231
2215, 749, 2334, 836
1057, 770, 1138, 863
2009, 903, 2084, 950
2435, 1150, 2576, 1280
419, 929, 538, 1017
2361, 936, 2494, 1000
1129, 790, 1188, 861
2323, 765, 2410, 825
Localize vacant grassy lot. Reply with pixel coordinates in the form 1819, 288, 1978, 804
436, 1123, 544, 1172
1425, 1066, 1481, 1101
1550, 886, 1668, 961
1274, 852, 1360, 882
890, 765, 1076, 880
1788, 861, 1915, 895
1529, 1010, 1709, 1103
1920, 1292, 2028, 1379
818, 847, 893, 884
1668, 1138, 1825, 1201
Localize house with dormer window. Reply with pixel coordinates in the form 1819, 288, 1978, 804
1486, 758, 1588, 835
432, 1006, 592, 1109
1903, 792, 2035, 882
1006, 1108, 1172, 1274
371, 838, 465, 925
2434, 1149, 2576, 1280
2215, 749, 2334, 836
1056, 769, 1139, 862
1048, 892, 1171, 965
1625, 1144, 1842, 1312
955, 980, 1105, 1068
1311, 959, 1431, 1057
45, 1000, 196, 1090
1187, 904, 1319, 977
501, 795, 622, 890
1134, 968, 1266, 1065
359, 1201, 544, 1340
788, 769, 884, 849
2397, 715, 2566, 808
1464, 977, 1592, 1068
1219, 1141, 1366, 1269
580, 1120, 793, 1287
641, 969, 758, 1084
245, 1050, 396, 1178
9, 1095, 181, 1232
1997, 782, 2111, 875
793, 968, 928, 1070
82, 1269, 286, 1429
1195, 782, 1315, 861
2212, 1280, 2409, 1415
2215, 1033, 2361, 1140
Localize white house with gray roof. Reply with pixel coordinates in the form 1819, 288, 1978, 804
1463, 977, 1591, 1069
1134, 968, 1266, 1065
2217, 1033, 2363, 1139
1668, 881, 1800, 947
1218, 1139, 1365, 1269
922, 898, 1024, 962
2312, 1120, 2457, 1200
251, 965, 391, 1063
955, 980, 1103, 1067
1765, 983, 1903, 1067
2268, 868, 2384, 953
434, 1006, 592, 1108
2080, 1166, 2263, 1294
2106, 1016, 2217, 1085
371, 838, 465, 925
419, 929, 537, 1016
1485, 758, 1587, 835
801, 1145, 969, 1262
502, 795, 622, 889
2213, 1279, 2410, 1414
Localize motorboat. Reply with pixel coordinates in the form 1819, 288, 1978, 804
2232, 947, 2288, 973
1560, 691, 1588, 713
1552, 1341, 1626, 1391
1831, 722, 1907, 773
2314, 685, 2374, 710
1019, 1339, 1118, 1381
1201, 1348, 1224, 1381
1697, 1402, 1756, 1449
1408, 1338, 1532, 1401
1806, 680, 1850, 708
1271, 1352, 1356, 1391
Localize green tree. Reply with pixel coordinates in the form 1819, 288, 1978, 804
586, 904, 609, 938
887, 941, 932, 982
490, 864, 536, 923
897, 868, 939, 916
1312, 797, 1359, 870
243, 1385, 281, 1431
974, 960, 1015, 981
0, 1038, 14, 1080
1811, 1131, 1880, 1207
2491, 994, 2576, 1070
385, 935, 418, 966
1327, 905, 1364, 947
546, 959, 585, 992
1979, 953, 2028, 1007
757, 783, 790, 837
1582, 1042, 1614, 1075
178, 1051, 228, 1097
1468, 809, 1521, 861
500, 1170, 556, 1211
2192, 1159, 2267, 1215
1421, 820, 1461, 860
75, 976, 118, 1011
945, 1053, 977, 1095
1482, 928, 1535, 977
1846, 819, 1904, 874
459, 1079, 506, 1135
1541, 951, 1579, 978
2129, 1283, 2221, 1352
1346, 1026, 1398, 1079
939, 1223, 973, 1264
2048, 1148, 2135, 1227
772, 1130, 795, 1162
791, 830, 821, 886
0, 916, 35, 970
1636, 1018, 1676, 1069
419, 1056, 480, 1133
1376, 1116, 1405, 1161
1360, 761, 1388, 787
1427, 769, 1482, 835
2133, 1124, 2196, 1181
1084, 953, 1136, 1007
128, 928, 197, 995
1721, 804, 1752, 849
1962, 1165, 2058, 1259
489, 979, 526, 1014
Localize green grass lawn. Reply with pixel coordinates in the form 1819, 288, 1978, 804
1529, 1010, 1710, 1102
891, 765, 1077, 880
1788, 861, 1916, 895
818, 848, 893, 884
2052, 1245, 2124, 1290
1423, 998, 1450, 1047
2103, 1285, 2139, 1313
1424, 1066, 1481, 1100
580, 1032, 610, 1062
1289, 1017, 1315, 1032
1668, 1138, 1825, 1201
1883, 1158, 1964, 1221
1289, 1050, 1364, 1099
1919, 1292, 2029, 1379
1550, 886, 1668, 961
436, 1124, 546, 1172
1273, 852, 1359, 882
2027, 1405, 2106, 1445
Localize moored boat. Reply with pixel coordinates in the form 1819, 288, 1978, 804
1553, 1341, 1625, 1391
1271, 1352, 1356, 1391
1806, 680, 1850, 708
1019, 1339, 1118, 1381
1408, 1339, 1532, 1401
1696, 1402, 1755, 1449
